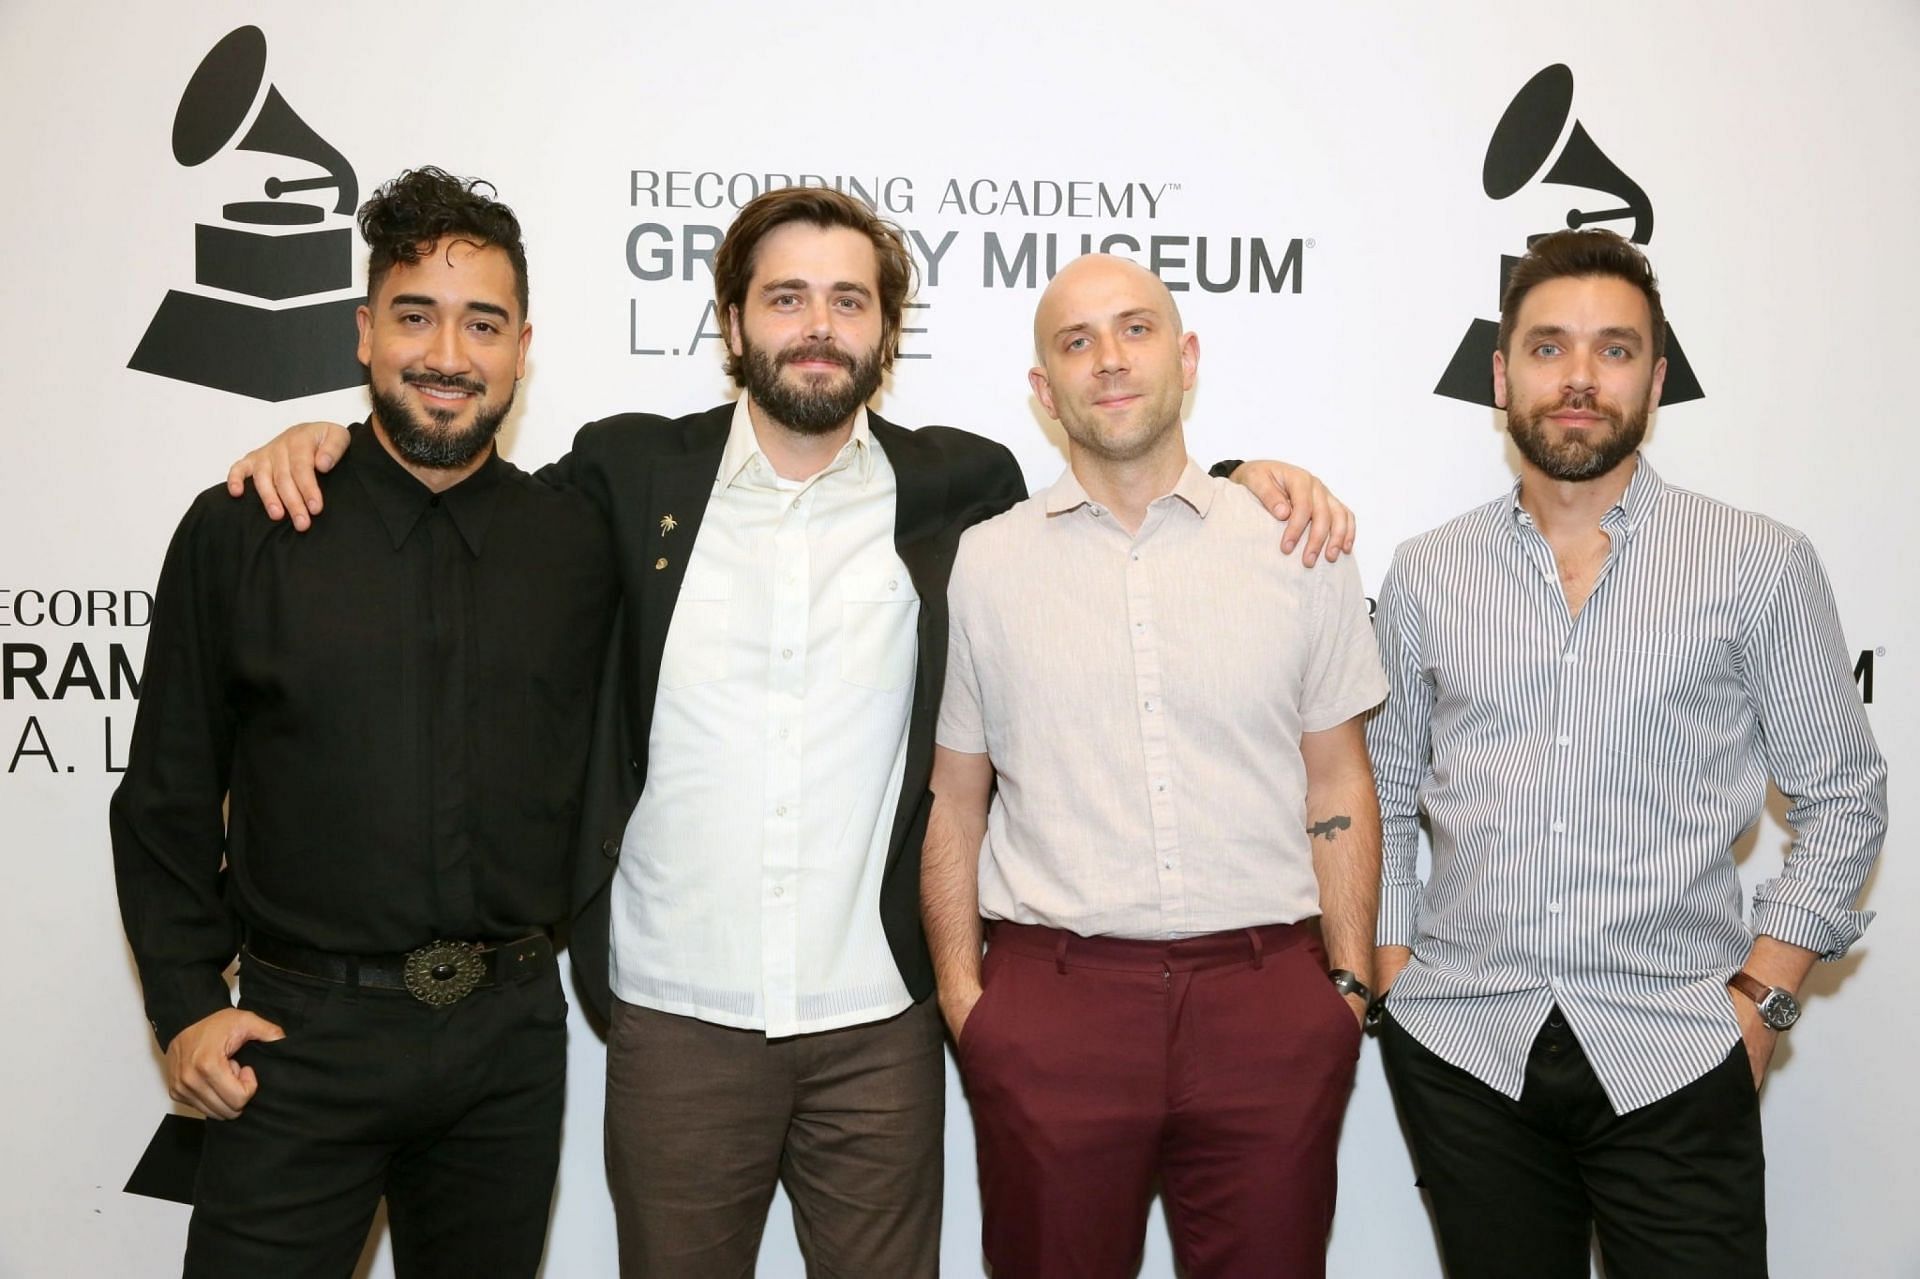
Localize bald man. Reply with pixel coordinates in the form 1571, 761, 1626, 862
920, 256, 1387, 1278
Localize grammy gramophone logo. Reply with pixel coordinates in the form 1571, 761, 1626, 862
127, 26, 365, 402
1435, 64, 1704, 407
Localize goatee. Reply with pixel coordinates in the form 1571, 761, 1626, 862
1506, 392, 1649, 481
743, 336, 884, 435
371, 372, 514, 470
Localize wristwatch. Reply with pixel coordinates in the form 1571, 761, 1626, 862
1728, 971, 1801, 1031
1328, 969, 1372, 1005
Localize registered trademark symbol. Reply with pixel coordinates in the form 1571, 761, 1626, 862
1306, 238, 1317, 249
1876, 646, 1887, 657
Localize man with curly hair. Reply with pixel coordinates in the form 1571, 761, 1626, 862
112, 167, 616, 1278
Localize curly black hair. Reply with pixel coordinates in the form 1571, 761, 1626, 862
358, 167, 529, 318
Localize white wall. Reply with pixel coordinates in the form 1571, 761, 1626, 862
1, 2, 1912, 1274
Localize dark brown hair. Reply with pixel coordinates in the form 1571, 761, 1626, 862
1497, 228, 1664, 359
711, 186, 916, 385
359, 167, 529, 320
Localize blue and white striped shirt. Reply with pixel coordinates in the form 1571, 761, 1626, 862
1369, 458, 1886, 1113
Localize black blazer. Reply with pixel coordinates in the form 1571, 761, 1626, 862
548, 403, 1028, 1023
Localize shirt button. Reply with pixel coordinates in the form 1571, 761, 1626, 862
773, 885, 785, 897
1131, 552, 1141, 562
1563, 652, 1578, 664
1154, 780, 1168, 793
1546, 901, 1563, 913
776, 805, 788, 817
782, 647, 793, 659
1556, 734, 1571, 747
1550, 819, 1566, 833
791, 498, 802, 510
888, 579, 899, 591
1164, 860, 1174, 870
1143, 698, 1157, 712
779, 727, 790, 740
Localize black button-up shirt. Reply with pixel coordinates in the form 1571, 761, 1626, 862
112, 423, 616, 1046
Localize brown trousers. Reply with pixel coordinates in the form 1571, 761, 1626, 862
604, 996, 945, 1278
959, 922, 1363, 1279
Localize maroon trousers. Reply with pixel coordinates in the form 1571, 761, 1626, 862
958, 921, 1362, 1279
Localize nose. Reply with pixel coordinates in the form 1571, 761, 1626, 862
1563, 346, 1597, 396
424, 320, 470, 374
804, 295, 835, 339
1093, 330, 1127, 375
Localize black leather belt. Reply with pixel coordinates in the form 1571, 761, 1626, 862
244, 932, 553, 1006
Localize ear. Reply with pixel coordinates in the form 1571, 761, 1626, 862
1648, 354, 1668, 408
515, 321, 532, 382
726, 303, 744, 360
1491, 348, 1509, 410
1029, 365, 1058, 420
1178, 330, 1199, 392
355, 305, 373, 367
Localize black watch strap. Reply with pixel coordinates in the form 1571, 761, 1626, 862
1328, 968, 1371, 1005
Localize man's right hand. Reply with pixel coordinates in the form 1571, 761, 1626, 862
225, 422, 353, 531
1374, 944, 1413, 999
938, 984, 984, 1044
165, 1008, 286, 1120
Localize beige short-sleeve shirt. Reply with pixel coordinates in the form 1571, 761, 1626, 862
939, 459, 1386, 939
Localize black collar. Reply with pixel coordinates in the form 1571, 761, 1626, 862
346, 419, 507, 555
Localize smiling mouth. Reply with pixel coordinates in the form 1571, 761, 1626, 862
403, 375, 484, 405
416, 385, 476, 403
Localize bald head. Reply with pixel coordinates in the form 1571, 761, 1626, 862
1034, 253, 1183, 357
1027, 253, 1198, 473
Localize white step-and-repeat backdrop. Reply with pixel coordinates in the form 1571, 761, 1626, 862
1, 3, 1912, 1274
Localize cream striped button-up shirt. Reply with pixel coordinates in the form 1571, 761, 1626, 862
939, 459, 1386, 939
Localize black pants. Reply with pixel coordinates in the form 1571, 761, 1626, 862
183, 955, 568, 1279
1379, 1007, 1766, 1279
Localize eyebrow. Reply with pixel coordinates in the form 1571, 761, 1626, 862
388, 293, 512, 321
759, 278, 873, 299
1050, 306, 1159, 344
1522, 324, 1644, 347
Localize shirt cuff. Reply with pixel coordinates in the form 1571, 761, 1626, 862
1377, 879, 1421, 948
148, 973, 236, 1051
1749, 897, 1874, 961
934, 723, 987, 755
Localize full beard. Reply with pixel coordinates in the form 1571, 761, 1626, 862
742, 337, 885, 435
371, 372, 515, 470
1506, 391, 1650, 481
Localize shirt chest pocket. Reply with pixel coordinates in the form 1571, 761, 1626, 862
660, 570, 732, 690
839, 568, 919, 692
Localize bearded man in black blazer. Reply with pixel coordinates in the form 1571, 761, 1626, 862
230, 184, 1351, 1278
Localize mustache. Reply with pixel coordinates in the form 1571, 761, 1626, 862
778, 341, 855, 370
403, 370, 487, 395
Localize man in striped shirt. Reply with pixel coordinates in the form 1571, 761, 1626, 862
1368, 229, 1885, 1277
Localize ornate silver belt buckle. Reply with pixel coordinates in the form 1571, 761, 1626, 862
403, 940, 486, 1006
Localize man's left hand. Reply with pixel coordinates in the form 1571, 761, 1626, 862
1342, 991, 1368, 1029
1731, 992, 1780, 1089
1229, 461, 1355, 566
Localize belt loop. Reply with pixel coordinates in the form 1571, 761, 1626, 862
1055, 932, 1070, 975
1247, 927, 1265, 969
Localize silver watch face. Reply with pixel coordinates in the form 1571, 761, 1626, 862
1758, 989, 1801, 1030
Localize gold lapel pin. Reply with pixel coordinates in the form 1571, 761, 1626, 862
654, 557, 668, 571
659, 514, 678, 534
